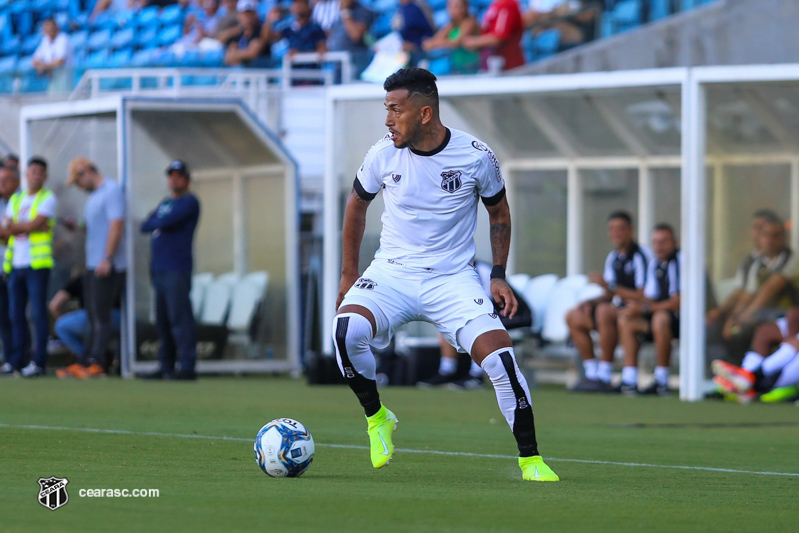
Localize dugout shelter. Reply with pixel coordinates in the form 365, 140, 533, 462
20, 96, 300, 377
323, 64, 799, 401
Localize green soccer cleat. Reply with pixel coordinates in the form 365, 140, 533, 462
366, 404, 398, 469
760, 386, 799, 403
519, 456, 560, 482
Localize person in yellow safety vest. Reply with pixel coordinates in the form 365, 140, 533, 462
0, 157, 57, 378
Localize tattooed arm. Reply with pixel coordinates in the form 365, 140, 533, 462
485, 195, 518, 318
337, 189, 372, 309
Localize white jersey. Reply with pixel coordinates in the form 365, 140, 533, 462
355, 128, 506, 274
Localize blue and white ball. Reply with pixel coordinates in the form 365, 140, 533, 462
254, 418, 315, 478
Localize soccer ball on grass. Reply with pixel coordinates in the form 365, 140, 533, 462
253, 418, 315, 477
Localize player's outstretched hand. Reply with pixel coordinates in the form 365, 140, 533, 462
491, 279, 517, 319
336, 273, 360, 310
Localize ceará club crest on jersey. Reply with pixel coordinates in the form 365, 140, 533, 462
440, 170, 463, 193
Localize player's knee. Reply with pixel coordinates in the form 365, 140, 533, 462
566, 308, 584, 329
652, 311, 671, 334
332, 313, 373, 353
596, 303, 616, 325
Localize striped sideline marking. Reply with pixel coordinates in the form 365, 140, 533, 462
3, 423, 798, 478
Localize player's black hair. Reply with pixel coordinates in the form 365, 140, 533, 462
752, 209, 780, 224
4, 153, 18, 164
0, 164, 20, 180
383, 68, 439, 108
652, 223, 675, 237
608, 210, 632, 226
28, 156, 47, 170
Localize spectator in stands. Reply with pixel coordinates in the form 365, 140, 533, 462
264, 0, 328, 57
0, 165, 20, 372
422, 0, 480, 74
177, 0, 223, 51
140, 160, 200, 381
215, 0, 241, 37
523, 0, 598, 49
53, 273, 122, 379
566, 211, 651, 392
3, 155, 19, 170
33, 19, 73, 92
0, 158, 58, 378
392, 0, 435, 65
59, 157, 126, 380
89, 0, 136, 23
313, 0, 342, 33
617, 224, 681, 396
461, 0, 524, 71
223, 0, 272, 67
326, 0, 374, 76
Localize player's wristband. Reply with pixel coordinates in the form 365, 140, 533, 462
490, 265, 505, 280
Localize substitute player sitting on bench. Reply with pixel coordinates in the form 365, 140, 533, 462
617, 224, 681, 396
566, 211, 651, 392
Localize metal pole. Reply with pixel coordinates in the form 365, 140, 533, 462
791, 158, 799, 253
566, 164, 583, 276
638, 163, 653, 244
679, 71, 706, 402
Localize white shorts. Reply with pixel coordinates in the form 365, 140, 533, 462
339, 259, 505, 352
776, 316, 789, 338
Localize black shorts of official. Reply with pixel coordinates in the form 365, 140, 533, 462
642, 311, 680, 341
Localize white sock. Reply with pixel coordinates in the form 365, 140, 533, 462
332, 313, 376, 379
480, 348, 538, 457
469, 360, 483, 378
762, 343, 798, 377
741, 351, 764, 372
654, 366, 670, 387
621, 366, 638, 386
773, 353, 799, 388
583, 358, 598, 381
438, 356, 457, 376
597, 360, 613, 384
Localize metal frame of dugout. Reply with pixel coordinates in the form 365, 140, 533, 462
323, 64, 799, 402
19, 95, 300, 378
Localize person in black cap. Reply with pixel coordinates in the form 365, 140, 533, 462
139, 160, 201, 380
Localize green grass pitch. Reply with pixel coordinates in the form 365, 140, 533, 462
1, 377, 797, 532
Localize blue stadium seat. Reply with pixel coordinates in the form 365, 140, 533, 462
137, 6, 160, 27
427, 55, 451, 76
428, 0, 446, 10
371, 0, 397, 12
157, 24, 182, 47
160, 4, 184, 26
433, 9, 449, 29
533, 29, 560, 58
177, 49, 200, 67
649, 0, 671, 20
85, 49, 110, 68
70, 30, 89, 51
0, 13, 11, 42
108, 47, 132, 67
13, 9, 35, 37
130, 48, 154, 67
110, 27, 134, 49
54, 11, 70, 28
16, 55, 34, 73
87, 29, 112, 51
137, 26, 159, 48
151, 49, 176, 67
21, 34, 41, 56
0, 55, 17, 74
1, 36, 21, 57
198, 48, 224, 67
371, 13, 393, 39
610, 0, 642, 34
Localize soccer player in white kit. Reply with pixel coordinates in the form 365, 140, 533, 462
333, 68, 559, 481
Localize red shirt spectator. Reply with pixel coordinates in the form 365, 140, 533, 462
463, 0, 524, 71
481, 0, 524, 70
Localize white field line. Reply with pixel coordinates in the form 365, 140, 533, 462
2, 423, 798, 478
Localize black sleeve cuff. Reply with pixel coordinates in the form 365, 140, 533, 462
353, 177, 377, 201
481, 186, 506, 207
